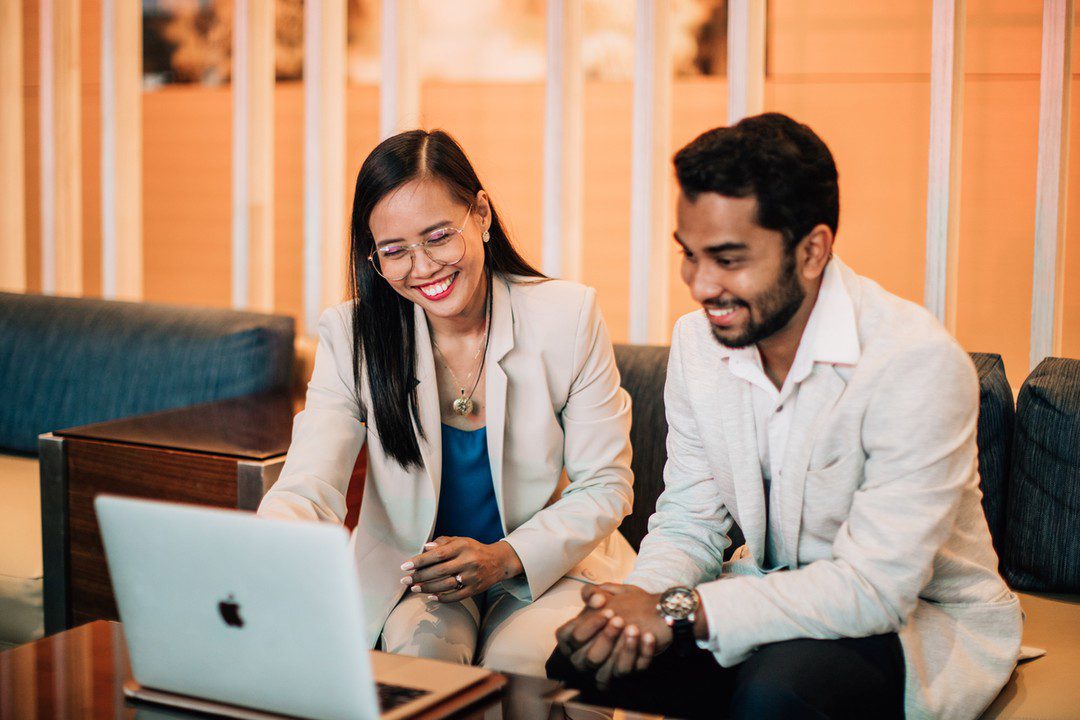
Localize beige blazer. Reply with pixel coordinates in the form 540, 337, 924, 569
625, 258, 1022, 720
258, 275, 637, 644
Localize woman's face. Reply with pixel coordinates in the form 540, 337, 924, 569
368, 178, 490, 323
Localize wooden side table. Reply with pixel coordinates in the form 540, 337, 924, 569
39, 392, 296, 634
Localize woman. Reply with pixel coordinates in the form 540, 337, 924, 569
257, 129, 636, 676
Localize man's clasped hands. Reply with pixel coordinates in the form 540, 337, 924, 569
556, 583, 704, 689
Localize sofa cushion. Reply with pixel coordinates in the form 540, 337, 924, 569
969, 352, 1015, 559
613, 344, 670, 553
0, 453, 43, 646
1003, 357, 1080, 592
612, 344, 745, 555
0, 292, 294, 454
979, 592, 1080, 719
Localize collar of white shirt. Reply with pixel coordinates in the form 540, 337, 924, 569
716, 257, 861, 402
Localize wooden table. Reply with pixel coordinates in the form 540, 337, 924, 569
0, 621, 620, 720
39, 393, 297, 634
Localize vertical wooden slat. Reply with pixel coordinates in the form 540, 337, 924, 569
541, 0, 584, 281
924, 0, 965, 331
232, 0, 274, 311
40, 0, 83, 295
629, 0, 672, 344
304, 0, 347, 333
1031, 0, 1074, 368
380, 0, 420, 140
101, 0, 142, 300
0, 0, 26, 291
727, 0, 767, 124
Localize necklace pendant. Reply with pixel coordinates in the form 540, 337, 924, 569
452, 395, 474, 416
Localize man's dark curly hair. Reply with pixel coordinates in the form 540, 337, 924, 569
673, 112, 839, 251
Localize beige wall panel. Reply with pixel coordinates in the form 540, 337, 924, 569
765, 79, 931, 307
769, 2, 933, 76
582, 82, 634, 343
274, 83, 304, 324
965, 0, 1042, 75
1063, 76, 1080, 360
420, 82, 546, 271
1063, 9, 1080, 360
956, 78, 1040, 390
142, 87, 232, 308
954, 1, 1043, 388
1, 0, 26, 292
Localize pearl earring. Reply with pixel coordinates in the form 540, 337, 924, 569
482, 230, 491, 243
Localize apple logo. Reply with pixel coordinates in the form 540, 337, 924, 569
218, 594, 244, 628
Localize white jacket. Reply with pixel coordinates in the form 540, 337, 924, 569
626, 258, 1022, 720
259, 275, 637, 644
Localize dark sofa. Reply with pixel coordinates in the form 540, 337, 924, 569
0, 292, 295, 648
612, 345, 1080, 720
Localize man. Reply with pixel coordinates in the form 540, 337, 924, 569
547, 113, 1022, 720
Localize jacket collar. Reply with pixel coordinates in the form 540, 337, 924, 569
412, 273, 516, 527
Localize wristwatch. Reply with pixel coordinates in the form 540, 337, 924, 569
656, 586, 701, 656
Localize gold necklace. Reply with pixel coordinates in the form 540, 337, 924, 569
431, 306, 490, 416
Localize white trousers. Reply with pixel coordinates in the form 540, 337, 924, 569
380, 577, 585, 677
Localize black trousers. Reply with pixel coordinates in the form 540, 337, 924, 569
546, 633, 905, 720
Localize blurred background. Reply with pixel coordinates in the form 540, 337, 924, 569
4, 0, 1080, 391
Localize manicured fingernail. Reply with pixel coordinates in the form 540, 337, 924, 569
588, 594, 606, 608
400, 562, 414, 571
610, 616, 624, 629
643, 632, 655, 644
410, 585, 421, 593
626, 624, 639, 637
602, 609, 614, 619
400, 576, 412, 584
427, 595, 439, 602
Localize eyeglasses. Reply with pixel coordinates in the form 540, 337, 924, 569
368, 206, 472, 282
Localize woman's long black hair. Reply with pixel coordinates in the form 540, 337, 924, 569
348, 129, 545, 470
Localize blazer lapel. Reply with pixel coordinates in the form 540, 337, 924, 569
716, 368, 768, 567
777, 364, 847, 568
413, 304, 443, 504
484, 276, 514, 530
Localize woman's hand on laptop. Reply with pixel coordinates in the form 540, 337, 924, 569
400, 537, 524, 602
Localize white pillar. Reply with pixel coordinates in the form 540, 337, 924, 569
924, 0, 965, 331
101, 0, 143, 300
232, 0, 275, 311
1030, 0, 1074, 367
628, 0, 673, 344
380, 0, 420, 140
541, 0, 584, 281
727, 0, 766, 124
304, 0, 347, 333
39, 0, 83, 295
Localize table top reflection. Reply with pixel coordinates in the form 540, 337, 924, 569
0, 621, 655, 720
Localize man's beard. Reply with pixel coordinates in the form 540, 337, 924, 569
711, 253, 806, 349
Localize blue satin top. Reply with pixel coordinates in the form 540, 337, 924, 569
432, 424, 504, 544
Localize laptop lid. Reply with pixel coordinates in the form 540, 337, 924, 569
95, 495, 380, 720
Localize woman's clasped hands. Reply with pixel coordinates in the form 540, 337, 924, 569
399, 535, 524, 603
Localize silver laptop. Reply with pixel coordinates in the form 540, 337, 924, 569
95, 495, 499, 720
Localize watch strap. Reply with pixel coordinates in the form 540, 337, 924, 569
672, 616, 696, 656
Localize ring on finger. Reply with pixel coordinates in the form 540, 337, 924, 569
454, 574, 465, 590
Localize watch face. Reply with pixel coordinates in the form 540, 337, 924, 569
660, 587, 698, 621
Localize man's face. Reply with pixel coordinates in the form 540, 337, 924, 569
675, 192, 806, 349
